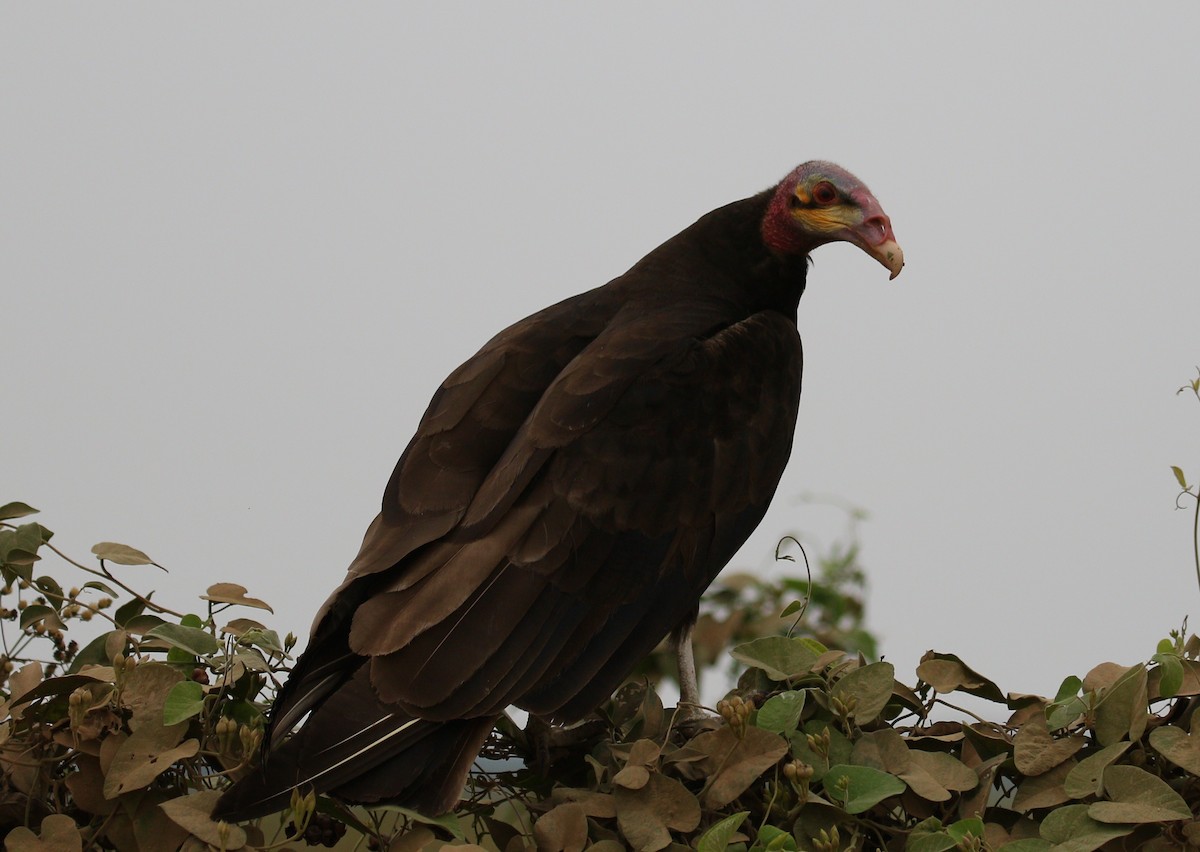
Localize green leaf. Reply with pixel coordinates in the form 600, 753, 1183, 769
0, 501, 38, 521
163, 680, 206, 725
946, 818, 984, 844
91, 541, 156, 566
905, 817, 956, 852
19, 604, 66, 631
7, 673, 105, 709
81, 580, 120, 597
1052, 675, 1082, 703
790, 721, 853, 782
1152, 653, 1184, 698
239, 627, 284, 654
1046, 695, 1088, 731
68, 630, 121, 673
373, 806, 467, 840
167, 646, 197, 664
997, 840, 1052, 851
696, 816, 748, 852
697, 811, 750, 852
780, 600, 805, 618
822, 764, 906, 814
729, 636, 822, 681
755, 690, 805, 734
33, 575, 65, 603
1089, 764, 1191, 823
114, 595, 148, 626
1092, 664, 1148, 746
1040, 804, 1134, 848
122, 613, 166, 634
754, 824, 796, 851
1063, 742, 1131, 798
145, 623, 220, 656
1172, 465, 1188, 489
0, 522, 53, 567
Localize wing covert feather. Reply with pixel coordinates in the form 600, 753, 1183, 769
347, 309, 802, 720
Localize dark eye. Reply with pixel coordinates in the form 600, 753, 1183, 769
812, 181, 839, 206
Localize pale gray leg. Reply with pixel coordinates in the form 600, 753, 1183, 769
675, 618, 700, 712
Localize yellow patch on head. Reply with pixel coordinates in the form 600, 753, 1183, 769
791, 204, 860, 235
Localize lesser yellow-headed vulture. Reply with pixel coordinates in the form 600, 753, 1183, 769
215, 161, 903, 820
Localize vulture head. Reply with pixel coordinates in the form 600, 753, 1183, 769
762, 160, 904, 279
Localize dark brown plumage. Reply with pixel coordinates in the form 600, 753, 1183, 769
214, 161, 902, 821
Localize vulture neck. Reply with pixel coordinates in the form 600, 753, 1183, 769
637, 189, 809, 319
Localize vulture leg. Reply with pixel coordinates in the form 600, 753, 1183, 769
674, 616, 701, 716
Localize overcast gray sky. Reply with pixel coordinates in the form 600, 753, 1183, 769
5, 4, 1200, 705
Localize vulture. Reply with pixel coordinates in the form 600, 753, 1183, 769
215, 161, 903, 820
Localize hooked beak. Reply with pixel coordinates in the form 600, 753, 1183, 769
865, 237, 904, 280
846, 190, 904, 279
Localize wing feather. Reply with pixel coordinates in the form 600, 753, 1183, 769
278, 301, 800, 754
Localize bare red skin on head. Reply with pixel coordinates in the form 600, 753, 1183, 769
760, 161, 897, 256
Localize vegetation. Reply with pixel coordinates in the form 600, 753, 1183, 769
2, 373, 1199, 851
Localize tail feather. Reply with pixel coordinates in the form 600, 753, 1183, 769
332, 716, 497, 814
213, 664, 497, 822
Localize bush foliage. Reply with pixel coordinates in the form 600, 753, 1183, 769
2, 373, 1199, 851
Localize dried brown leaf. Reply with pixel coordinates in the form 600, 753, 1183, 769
6, 661, 43, 721
103, 724, 198, 798
959, 754, 1005, 821
1149, 724, 1200, 775
104, 630, 128, 664
613, 773, 700, 851
122, 661, 185, 731
220, 617, 268, 636
98, 731, 126, 777
91, 541, 156, 566
130, 792, 191, 851
1013, 712, 1085, 776
851, 728, 911, 775
159, 790, 248, 848
1082, 661, 1130, 693
3, 814, 83, 852
905, 750, 978, 801
1148, 658, 1200, 698
1012, 757, 1076, 813
613, 764, 651, 790
534, 802, 588, 852
961, 722, 1013, 763
640, 683, 664, 739
690, 725, 788, 808
388, 827, 436, 852
202, 582, 274, 613
549, 788, 617, 818
63, 755, 114, 816
627, 738, 661, 766
916, 652, 1005, 703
